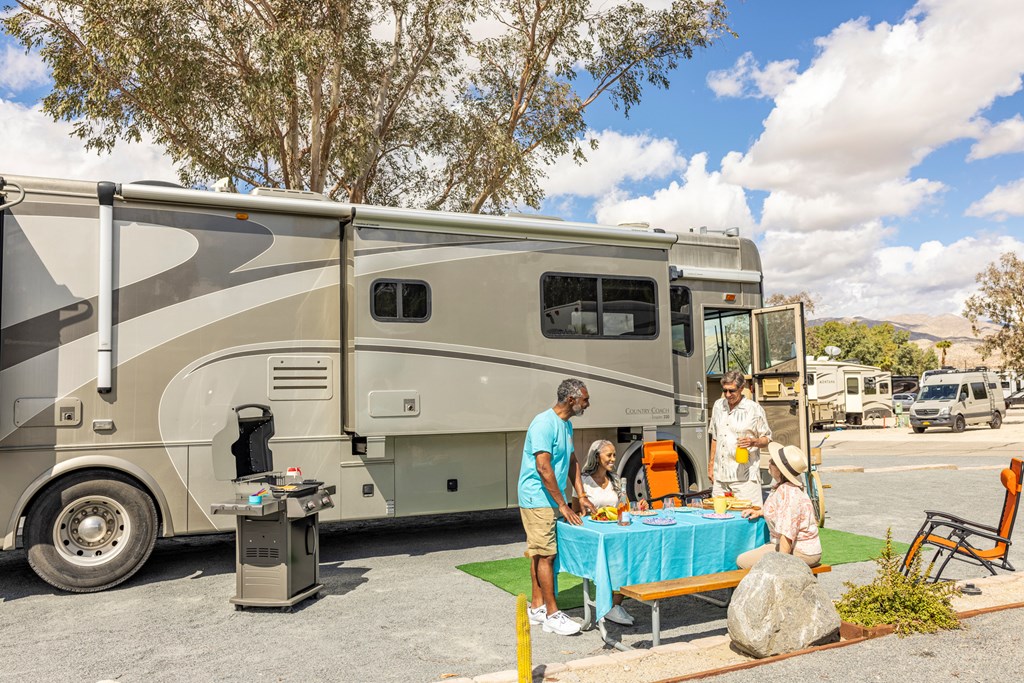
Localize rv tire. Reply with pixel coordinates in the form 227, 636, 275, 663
621, 444, 695, 504
990, 412, 1002, 429
24, 470, 158, 593
952, 415, 966, 433
912, 426, 926, 434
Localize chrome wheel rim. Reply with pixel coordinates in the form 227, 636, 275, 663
53, 495, 131, 566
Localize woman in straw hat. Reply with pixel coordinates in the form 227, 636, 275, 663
736, 441, 822, 569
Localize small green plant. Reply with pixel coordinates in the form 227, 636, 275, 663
835, 528, 961, 636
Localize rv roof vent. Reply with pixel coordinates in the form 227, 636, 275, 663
505, 212, 565, 221
617, 222, 650, 228
250, 187, 330, 201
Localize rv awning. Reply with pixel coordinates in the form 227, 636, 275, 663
120, 183, 356, 220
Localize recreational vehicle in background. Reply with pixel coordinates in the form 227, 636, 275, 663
0, 174, 809, 592
910, 368, 1005, 433
806, 358, 892, 428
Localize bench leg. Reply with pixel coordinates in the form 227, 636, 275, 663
651, 600, 661, 647
691, 588, 733, 609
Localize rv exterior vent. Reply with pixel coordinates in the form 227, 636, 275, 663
250, 186, 330, 201
267, 356, 333, 401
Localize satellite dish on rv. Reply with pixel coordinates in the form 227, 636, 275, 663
824, 346, 841, 359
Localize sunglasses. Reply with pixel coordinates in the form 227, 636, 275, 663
722, 387, 741, 394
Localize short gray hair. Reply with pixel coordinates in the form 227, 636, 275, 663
557, 378, 587, 403
721, 370, 746, 389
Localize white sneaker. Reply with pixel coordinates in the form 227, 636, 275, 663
542, 610, 582, 636
527, 605, 547, 625
604, 604, 634, 626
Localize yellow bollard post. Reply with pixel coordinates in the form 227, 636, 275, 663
516, 593, 532, 683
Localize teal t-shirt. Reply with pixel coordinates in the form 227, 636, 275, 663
518, 408, 574, 508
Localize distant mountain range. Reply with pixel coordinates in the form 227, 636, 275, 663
808, 313, 1002, 367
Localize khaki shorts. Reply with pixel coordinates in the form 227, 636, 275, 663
520, 506, 561, 557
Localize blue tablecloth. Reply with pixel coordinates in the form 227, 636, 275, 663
555, 511, 769, 620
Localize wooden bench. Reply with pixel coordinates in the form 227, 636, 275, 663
618, 564, 832, 647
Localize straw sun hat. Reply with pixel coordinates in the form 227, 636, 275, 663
767, 441, 809, 486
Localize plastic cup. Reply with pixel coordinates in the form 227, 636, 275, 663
713, 497, 729, 515
735, 446, 749, 464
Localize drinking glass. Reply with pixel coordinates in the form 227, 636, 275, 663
735, 432, 750, 464
662, 497, 675, 516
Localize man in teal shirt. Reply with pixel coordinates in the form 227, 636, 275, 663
518, 378, 595, 636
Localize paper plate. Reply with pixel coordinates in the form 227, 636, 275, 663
642, 517, 677, 526
702, 512, 735, 520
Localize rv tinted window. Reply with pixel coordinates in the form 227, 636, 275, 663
878, 382, 889, 394
670, 286, 693, 355
541, 274, 656, 339
371, 280, 430, 322
846, 377, 858, 395
971, 382, 987, 400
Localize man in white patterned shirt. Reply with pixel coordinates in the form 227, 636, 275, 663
708, 370, 772, 503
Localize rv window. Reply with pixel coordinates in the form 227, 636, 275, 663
920, 383, 958, 401
703, 309, 751, 375
864, 381, 876, 395
846, 377, 858, 395
541, 274, 656, 339
878, 382, 889, 394
971, 382, 988, 400
371, 280, 431, 322
670, 286, 693, 355
754, 309, 799, 370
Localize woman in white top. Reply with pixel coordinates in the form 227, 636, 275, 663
572, 439, 634, 626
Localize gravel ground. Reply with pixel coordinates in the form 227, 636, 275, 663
1, 410, 1022, 682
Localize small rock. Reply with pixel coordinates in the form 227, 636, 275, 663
727, 552, 840, 658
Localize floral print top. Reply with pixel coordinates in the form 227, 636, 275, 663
762, 482, 822, 556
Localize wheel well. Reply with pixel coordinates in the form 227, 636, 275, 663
20, 467, 163, 545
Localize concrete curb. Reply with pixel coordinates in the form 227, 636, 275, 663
819, 463, 1004, 474
440, 576, 1024, 683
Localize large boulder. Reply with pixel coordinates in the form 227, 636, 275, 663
727, 552, 840, 658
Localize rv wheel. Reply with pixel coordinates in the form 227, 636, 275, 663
621, 445, 693, 503
990, 412, 1002, 429
952, 415, 966, 433
24, 470, 158, 593
912, 426, 926, 434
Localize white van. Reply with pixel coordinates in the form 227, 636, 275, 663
910, 369, 1005, 433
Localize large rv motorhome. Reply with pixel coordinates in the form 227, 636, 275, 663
0, 174, 809, 592
806, 358, 892, 428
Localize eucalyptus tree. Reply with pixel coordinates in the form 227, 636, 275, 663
2, 0, 732, 211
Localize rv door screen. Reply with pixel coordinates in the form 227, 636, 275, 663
750, 304, 810, 457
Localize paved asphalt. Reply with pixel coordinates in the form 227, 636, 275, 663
1, 411, 1023, 682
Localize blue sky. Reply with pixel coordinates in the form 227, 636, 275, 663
3, 0, 1023, 319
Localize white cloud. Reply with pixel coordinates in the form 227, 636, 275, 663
0, 44, 48, 92
762, 228, 1024, 318
0, 98, 178, 183
541, 129, 687, 198
706, 52, 799, 99
965, 178, 1024, 220
722, 0, 1024, 232
592, 153, 755, 234
968, 115, 1024, 160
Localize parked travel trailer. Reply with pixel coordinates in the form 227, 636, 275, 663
910, 368, 1005, 433
805, 358, 893, 428
1, 174, 809, 592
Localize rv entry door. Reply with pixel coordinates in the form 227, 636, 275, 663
750, 304, 810, 458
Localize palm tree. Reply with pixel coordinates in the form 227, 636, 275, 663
935, 340, 952, 366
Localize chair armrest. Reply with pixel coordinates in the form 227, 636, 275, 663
649, 492, 683, 503
923, 517, 1011, 546
921, 510, 998, 533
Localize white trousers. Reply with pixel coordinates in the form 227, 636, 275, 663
711, 479, 764, 504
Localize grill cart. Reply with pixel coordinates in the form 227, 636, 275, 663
210, 404, 335, 611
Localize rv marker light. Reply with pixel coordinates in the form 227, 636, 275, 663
235, 212, 249, 220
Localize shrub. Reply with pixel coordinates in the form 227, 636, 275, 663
835, 528, 961, 636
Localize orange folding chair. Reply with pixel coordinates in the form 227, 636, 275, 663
903, 457, 1022, 582
641, 440, 711, 509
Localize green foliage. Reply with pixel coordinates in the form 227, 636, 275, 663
835, 529, 961, 636
964, 252, 1024, 370
807, 320, 938, 375
2, 0, 732, 213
